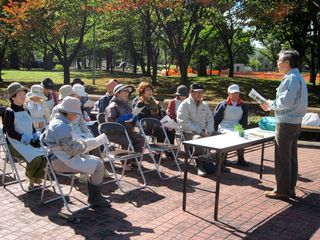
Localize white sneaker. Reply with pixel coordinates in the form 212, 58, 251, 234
197, 168, 207, 177
26, 177, 35, 190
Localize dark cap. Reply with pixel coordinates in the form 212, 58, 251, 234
190, 83, 204, 92
71, 78, 84, 86
41, 78, 54, 89
175, 85, 188, 96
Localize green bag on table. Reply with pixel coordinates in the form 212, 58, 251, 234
259, 117, 276, 131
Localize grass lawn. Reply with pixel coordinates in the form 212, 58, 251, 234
1, 69, 319, 126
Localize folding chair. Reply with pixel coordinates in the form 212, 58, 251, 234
99, 122, 146, 193
138, 118, 182, 180
39, 134, 91, 214
97, 113, 106, 124
0, 127, 45, 192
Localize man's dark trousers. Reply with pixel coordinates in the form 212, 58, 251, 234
275, 123, 301, 195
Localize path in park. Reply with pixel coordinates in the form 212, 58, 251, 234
0, 144, 319, 239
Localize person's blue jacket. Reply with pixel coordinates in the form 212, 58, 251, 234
269, 68, 308, 124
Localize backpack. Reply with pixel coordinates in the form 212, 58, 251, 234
259, 116, 276, 131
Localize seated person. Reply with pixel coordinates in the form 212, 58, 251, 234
213, 84, 249, 167
166, 85, 188, 122
105, 84, 145, 171
177, 83, 217, 176
50, 85, 76, 120
98, 79, 118, 113
43, 97, 110, 208
136, 82, 175, 144
3, 82, 46, 190
25, 84, 50, 132
41, 78, 58, 113
73, 83, 92, 121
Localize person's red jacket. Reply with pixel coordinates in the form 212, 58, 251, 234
166, 98, 177, 121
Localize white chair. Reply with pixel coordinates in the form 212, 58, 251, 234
0, 127, 46, 192
99, 122, 147, 193
138, 118, 181, 180
39, 134, 91, 214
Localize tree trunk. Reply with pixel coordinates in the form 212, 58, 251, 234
43, 51, 54, 70
151, 48, 159, 85
179, 61, 188, 85
63, 63, 71, 84
9, 51, 20, 69
198, 55, 207, 77
228, 49, 234, 78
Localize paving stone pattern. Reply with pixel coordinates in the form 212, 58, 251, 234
0, 146, 319, 240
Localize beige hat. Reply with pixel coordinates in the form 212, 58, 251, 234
73, 84, 87, 97
7, 82, 28, 98
58, 96, 82, 115
59, 85, 75, 100
26, 84, 47, 100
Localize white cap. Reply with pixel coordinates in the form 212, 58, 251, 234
73, 84, 87, 97
228, 84, 240, 93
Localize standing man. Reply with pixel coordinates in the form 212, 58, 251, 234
261, 50, 308, 199
177, 83, 215, 176
98, 79, 118, 113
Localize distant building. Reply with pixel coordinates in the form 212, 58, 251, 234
234, 63, 245, 73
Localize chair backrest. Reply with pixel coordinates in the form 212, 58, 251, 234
139, 117, 170, 144
97, 113, 106, 124
98, 122, 134, 151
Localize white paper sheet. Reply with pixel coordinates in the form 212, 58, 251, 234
83, 134, 107, 154
160, 115, 179, 130
248, 88, 267, 104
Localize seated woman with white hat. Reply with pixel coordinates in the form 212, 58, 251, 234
213, 84, 249, 168
25, 84, 50, 132
3, 82, 46, 190
43, 96, 110, 208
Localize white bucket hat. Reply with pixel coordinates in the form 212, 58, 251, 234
73, 84, 87, 97
58, 96, 82, 115
26, 84, 47, 100
113, 84, 134, 95
228, 84, 240, 93
59, 85, 75, 100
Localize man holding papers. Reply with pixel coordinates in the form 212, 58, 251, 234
261, 50, 308, 199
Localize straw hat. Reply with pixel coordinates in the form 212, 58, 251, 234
58, 96, 82, 115
7, 82, 28, 98
59, 85, 75, 100
26, 85, 47, 100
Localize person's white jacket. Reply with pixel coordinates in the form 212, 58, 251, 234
177, 96, 214, 135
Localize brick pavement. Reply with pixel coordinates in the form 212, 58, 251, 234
0, 145, 319, 240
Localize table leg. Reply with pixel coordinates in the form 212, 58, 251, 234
260, 143, 265, 179
182, 149, 189, 211
214, 151, 222, 221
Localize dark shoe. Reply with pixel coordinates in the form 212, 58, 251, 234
221, 165, 231, 173
290, 189, 296, 198
87, 182, 111, 208
265, 189, 289, 199
237, 157, 249, 167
